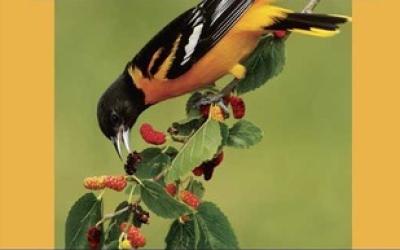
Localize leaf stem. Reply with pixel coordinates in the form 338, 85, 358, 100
127, 175, 143, 186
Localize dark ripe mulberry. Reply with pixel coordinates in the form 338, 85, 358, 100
193, 151, 224, 181
229, 96, 246, 119
132, 204, 150, 226
125, 151, 142, 175
192, 166, 204, 176
86, 226, 101, 250
200, 104, 211, 118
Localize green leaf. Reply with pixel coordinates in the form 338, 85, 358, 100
196, 202, 239, 249
186, 179, 205, 199
227, 120, 263, 149
186, 92, 204, 117
165, 216, 200, 250
104, 201, 130, 245
65, 193, 103, 249
219, 123, 230, 147
171, 118, 205, 137
140, 180, 191, 219
236, 35, 286, 95
102, 240, 119, 250
166, 119, 222, 183
136, 148, 171, 179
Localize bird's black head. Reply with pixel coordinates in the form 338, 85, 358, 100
97, 68, 147, 159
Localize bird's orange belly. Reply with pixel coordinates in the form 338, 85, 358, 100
135, 30, 261, 104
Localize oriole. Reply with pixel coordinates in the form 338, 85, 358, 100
97, 0, 350, 157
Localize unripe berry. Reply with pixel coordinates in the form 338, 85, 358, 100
119, 239, 132, 250
229, 96, 246, 119
139, 123, 166, 145
165, 183, 177, 197
83, 176, 106, 190
104, 176, 127, 192
210, 105, 225, 122
180, 190, 201, 209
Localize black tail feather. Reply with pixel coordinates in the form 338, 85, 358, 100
268, 13, 349, 32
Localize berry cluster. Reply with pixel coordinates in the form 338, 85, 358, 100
199, 96, 246, 121
86, 226, 101, 250
192, 151, 224, 181
180, 190, 201, 209
83, 175, 127, 192
120, 223, 146, 249
140, 123, 166, 145
124, 151, 142, 175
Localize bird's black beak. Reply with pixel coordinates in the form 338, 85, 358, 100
111, 127, 131, 160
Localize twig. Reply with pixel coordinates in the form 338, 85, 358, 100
220, 0, 322, 96
302, 0, 321, 13
95, 205, 130, 227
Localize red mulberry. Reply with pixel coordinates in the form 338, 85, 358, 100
140, 123, 166, 145
165, 183, 177, 197
127, 226, 146, 248
180, 190, 201, 209
104, 175, 127, 192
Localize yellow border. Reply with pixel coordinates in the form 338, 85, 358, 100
0, 0, 54, 247
1, 0, 400, 248
353, 0, 400, 248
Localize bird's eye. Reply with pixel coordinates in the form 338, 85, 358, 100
111, 113, 120, 124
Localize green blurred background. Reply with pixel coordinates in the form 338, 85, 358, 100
55, 0, 352, 248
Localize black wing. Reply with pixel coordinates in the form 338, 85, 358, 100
132, 0, 253, 80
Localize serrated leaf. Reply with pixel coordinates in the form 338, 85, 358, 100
165, 216, 200, 250
186, 179, 205, 199
140, 180, 191, 219
136, 148, 171, 179
236, 35, 286, 95
196, 202, 239, 250
65, 193, 103, 249
104, 201, 130, 245
227, 120, 263, 149
166, 119, 222, 183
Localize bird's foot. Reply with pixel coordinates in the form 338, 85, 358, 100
195, 93, 223, 108
195, 94, 230, 115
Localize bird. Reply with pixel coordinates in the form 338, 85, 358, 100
97, 0, 350, 158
